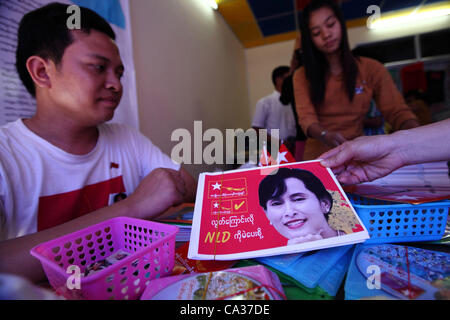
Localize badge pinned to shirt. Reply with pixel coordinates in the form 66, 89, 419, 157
355, 81, 366, 95
110, 162, 119, 169
109, 192, 127, 205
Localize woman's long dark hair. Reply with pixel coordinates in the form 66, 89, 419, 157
300, 0, 359, 108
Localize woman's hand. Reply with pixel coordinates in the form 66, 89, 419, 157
321, 131, 346, 147
306, 124, 347, 147
319, 135, 406, 185
320, 120, 450, 185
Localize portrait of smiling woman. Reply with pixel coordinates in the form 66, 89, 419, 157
258, 167, 344, 245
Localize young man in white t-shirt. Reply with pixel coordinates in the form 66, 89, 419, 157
0, 3, 196, 283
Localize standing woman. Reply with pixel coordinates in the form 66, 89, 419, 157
293, 0, 420, 160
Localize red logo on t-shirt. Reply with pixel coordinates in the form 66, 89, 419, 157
37, 176, 126, 231
110, 162, 119, 169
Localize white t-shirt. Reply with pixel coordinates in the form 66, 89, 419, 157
251, 90, 297, 141
0, 119, 179, 240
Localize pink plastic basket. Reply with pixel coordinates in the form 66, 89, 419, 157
30, 217, 178, 300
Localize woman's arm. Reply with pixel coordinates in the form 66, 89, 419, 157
319, 119, 450, 185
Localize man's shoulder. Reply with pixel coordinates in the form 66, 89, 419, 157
257, 91, 280, 105
0, 119, 26, 148
0, 120, 33, 169
0, 119, 22, 135
256, 95, 269, 106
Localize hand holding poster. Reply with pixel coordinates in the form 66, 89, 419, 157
188, 160, 369, 260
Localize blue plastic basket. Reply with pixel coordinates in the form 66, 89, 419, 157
348, 194, 449, 244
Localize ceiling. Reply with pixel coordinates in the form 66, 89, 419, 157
216, 0, 449, 48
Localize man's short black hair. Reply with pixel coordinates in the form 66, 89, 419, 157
16, 2, 116, 97
271, 66, 290, 87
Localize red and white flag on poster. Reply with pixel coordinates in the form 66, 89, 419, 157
277, 143, 296, 164
258, 142, 276, 167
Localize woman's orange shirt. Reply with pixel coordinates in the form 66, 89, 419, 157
293, 57, 418, 160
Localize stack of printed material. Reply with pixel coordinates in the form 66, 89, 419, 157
344, 161, 450, 204
253, 245, 354, 299
345, 244, 450, 300
157, 203, 194, 242
188, 161, 369, 260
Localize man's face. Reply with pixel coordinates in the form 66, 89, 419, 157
48, 30, 124, 126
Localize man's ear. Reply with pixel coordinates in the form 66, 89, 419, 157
25, 56, 52, 91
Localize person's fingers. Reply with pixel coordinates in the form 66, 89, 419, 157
318, 145, 343, 162
330, 165, 346, 176
331, 139, 341, 147
337, 170, 363, 185
346, 163, 358, 172
335, 134, 347, 144
320, 145, 353, 168
326, 132, 346, 147
336, 173, 352, 185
